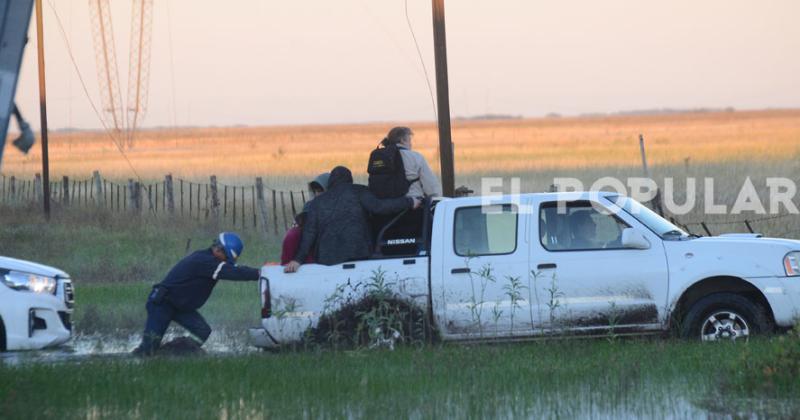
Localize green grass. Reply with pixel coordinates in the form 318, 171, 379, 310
0, 206, 282, 284
3, 160, 800, 419
2, 339, 800, 419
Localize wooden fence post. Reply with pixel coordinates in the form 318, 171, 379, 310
279, 191, 288, 232
272, 189, 278, 235
223, 185, 228, 218
34, 174, 43, 203
256, 178, 269, 238
8, 176, 15, 202
251, 186, 257, 228
92, 171, 103, 206
289, 191, 297, 217
62, 176, 70, 206
232, 186, 237, 226
179, 179, 184, 216
209, 175, 220, 220
137, 182, 144, 212
639, 134, 665, 216
165, 174, 175, 215
128, 179, 137, 213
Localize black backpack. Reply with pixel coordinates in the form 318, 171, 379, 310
367, 144, 418, 198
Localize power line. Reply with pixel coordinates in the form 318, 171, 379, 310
404, 0, 437, 121
44, 0, 155, 213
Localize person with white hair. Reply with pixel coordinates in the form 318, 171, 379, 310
379, 126, 442, 198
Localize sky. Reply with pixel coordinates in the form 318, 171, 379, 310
13, 0, 800, 130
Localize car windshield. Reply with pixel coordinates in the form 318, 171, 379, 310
605, 195, 688, 239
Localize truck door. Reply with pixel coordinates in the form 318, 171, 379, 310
436, 199, 534, 339
531, 198, 668, 333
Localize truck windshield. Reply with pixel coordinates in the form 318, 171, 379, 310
605, 195, 688, 239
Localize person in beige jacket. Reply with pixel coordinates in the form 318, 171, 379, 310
383, 126, 443, 198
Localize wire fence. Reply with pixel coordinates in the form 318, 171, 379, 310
0, 172, 309, 235
3, 171, 800, 239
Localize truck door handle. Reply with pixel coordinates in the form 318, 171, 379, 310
343, 263, 355, 270
537, 263, 557, 270
451, 267, 470, 274
403, 259, 416, 265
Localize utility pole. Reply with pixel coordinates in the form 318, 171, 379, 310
35, 0, 51, 219
431, 0, 455, 197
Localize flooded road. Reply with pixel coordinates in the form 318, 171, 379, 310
0, 328, 258, 365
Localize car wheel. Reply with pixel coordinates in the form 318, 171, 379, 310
681, 293, 771, 341
0, 317, 6, 352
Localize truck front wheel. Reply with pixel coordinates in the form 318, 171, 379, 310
0, 316, 6, 352
681, 293, 771, 341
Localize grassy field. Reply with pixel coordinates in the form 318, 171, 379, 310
2, 110, 799, 185
2, 111, 800, 418
2, 338, 800, 418
2, 206, 800, 418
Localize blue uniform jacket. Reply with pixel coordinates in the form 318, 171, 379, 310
157, 248, 260, 311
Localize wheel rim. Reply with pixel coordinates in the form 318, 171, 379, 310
700, 311, 750, 341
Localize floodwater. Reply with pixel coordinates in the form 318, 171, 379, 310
0, 328, 257, 365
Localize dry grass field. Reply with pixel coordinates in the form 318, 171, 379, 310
2, 109, 799, 188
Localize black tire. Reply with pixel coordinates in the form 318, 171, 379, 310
680, 292, 772, 341
0, 316, 6, 352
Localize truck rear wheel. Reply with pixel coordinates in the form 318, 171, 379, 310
681, 293, 771, 341
0, 316, 6, 352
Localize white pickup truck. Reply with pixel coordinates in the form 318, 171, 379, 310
0, 257, 74, 351
250, 191, 800, 347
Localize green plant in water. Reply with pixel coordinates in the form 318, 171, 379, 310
545, 271, 564, 328
491, 301, 503, 337
606, 301, 620, 342
306, 268, 427, 350
503, 275, 525, 335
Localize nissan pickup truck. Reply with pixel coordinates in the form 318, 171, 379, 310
0, 256, 74, 351
249, 191, 800, 347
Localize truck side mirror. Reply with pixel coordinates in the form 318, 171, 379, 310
622, 228, 650, 249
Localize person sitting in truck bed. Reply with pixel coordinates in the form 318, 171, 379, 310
383, 126, 442, 198
280, 203, 315, 265
308, 172, 330, 198
284, 166, 421, 272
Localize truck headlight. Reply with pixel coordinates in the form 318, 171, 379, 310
1, 271, 57, 294
784, 252, 800, 276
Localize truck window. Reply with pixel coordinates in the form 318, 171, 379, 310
539, 201, 629, 251
454, 204, 518, 256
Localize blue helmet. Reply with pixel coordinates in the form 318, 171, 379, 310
216, 232, 244, 264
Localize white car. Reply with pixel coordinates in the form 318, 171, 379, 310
250, 192, 800, 347
0, 256, 74, 351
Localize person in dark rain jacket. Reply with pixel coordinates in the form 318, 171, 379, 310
133, 232, 260, 356
284, 166, 420, 272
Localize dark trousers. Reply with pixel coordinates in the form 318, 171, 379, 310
138, 299, 212, 355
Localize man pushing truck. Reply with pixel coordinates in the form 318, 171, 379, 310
133, 232, 260, 356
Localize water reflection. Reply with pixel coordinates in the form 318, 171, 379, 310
0, 328, 257, 365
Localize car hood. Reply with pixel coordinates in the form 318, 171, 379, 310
692, 235, 800, 249
0, 256, 69, 278
664, 235, 800, 278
